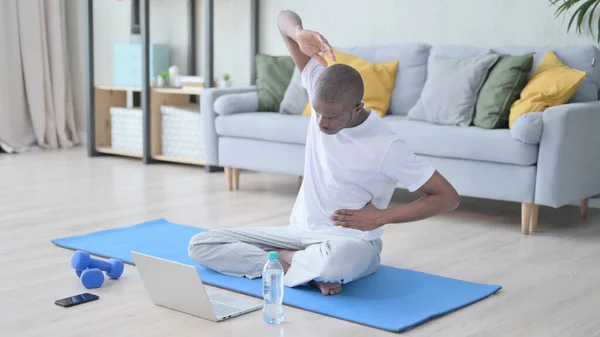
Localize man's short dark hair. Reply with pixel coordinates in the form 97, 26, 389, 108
314, 64, 364, 111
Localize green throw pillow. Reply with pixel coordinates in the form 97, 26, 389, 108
473, 51, 534, 129
256, 54, 296, 112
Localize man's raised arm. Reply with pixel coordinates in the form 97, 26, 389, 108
277, 10, 335, 71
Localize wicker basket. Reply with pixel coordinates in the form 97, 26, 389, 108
160, 104, 204, 159
110, 107, 143, 153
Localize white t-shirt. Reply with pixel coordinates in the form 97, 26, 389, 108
289, 58, 436, 241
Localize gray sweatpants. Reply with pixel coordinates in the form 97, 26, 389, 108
188, 226, 382, 287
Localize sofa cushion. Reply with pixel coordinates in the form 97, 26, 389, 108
279, 43, 431, 116
338, 44, 431, 116
429, 44, 600, 103
508, 49, 586, 128
215, 113, 310, 145
383, 116, 538, 166
255, 54, 296, 112
407, 53, 499, 126
279, 67, 307, 115
300, 49, 399, 118
474, 52, 535, 129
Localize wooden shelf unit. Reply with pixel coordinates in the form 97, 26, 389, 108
93, 86, 142, 158
152, 154, 204, 166
85, 0, 259, 172
94, 85, 204, 165
96, 146, 143, 158
93, 85, 204, 165
149, 87, 204, 166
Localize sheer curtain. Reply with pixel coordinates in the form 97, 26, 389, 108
0, 0, 80, 153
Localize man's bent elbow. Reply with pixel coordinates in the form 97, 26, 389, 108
418, 170, 460, 213
445, 187, 460, 212
436, 172, 460, 212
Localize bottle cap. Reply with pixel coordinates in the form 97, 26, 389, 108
268, 251, 279, 260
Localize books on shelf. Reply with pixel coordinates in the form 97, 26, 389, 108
178, 76, 204, 90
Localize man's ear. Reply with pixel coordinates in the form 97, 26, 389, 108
355, 101, 364, 112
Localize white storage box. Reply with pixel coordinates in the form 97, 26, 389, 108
110, 107, 143, 153
161, 104, 204, 159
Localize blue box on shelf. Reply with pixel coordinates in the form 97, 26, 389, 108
113, 43, 170, 88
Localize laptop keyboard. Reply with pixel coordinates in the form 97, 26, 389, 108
211, 301, 241, 317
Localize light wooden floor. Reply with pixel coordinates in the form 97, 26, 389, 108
2, 148, 600, 337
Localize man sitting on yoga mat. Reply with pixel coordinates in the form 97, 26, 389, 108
188, 10, 460, 296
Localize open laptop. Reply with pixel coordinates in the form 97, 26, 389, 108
131, 251, 262, 322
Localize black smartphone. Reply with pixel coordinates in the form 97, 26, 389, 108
55, 293, 99, 308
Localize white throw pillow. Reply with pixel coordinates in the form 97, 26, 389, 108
279, 67, 308, 115
407, 54, 499, 126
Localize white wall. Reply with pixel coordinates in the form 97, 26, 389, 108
259, 0, 595, 56
66, 0, 596, 133
84, 0, 198, 86
214, 0, 251, 88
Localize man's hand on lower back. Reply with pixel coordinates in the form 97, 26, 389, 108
331, 202, 384, 232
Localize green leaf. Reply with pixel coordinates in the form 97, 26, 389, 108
597, 8, 600, 43
575, 0, 596, 34
550, 0, 600, 41
589, 0, 600, 32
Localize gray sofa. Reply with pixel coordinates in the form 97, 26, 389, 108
200, 43, 600, 234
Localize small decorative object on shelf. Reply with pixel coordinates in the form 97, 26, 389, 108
179, 76, 205, 91
168, 65, 179, 87
157, 71, 168, 87
220, 73, 232, 88
113, 43, 170, 88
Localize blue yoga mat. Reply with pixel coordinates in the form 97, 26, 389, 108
52, 218, 501, 332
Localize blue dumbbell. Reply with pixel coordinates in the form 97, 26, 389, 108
71, 251, 124, 279
79, 268, 105, 289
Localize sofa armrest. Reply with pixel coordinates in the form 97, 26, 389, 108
201, 86, 257, 166
214, 91, 259, 115
535, 101, 600, 207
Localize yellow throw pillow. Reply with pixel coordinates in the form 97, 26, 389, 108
302, 49, 399, 117
508, 49, 586, 128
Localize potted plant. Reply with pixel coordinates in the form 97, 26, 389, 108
220, 73, 232, 88
157, 71, 168, 87
550, 0, 600, 42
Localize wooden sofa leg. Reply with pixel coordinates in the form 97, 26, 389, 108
521, 203, 531, 234
529, 204, 539, 233
225, 167, 233, 191
581, 198, 589, 219
521, 203, 539, 234
233, 168, 240, 190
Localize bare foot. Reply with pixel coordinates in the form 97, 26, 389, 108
276, 249, 296, 274
311, 281, 342, 296
274, 250, 341, 295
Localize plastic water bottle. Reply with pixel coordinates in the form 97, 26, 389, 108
262, 251, 284, 324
